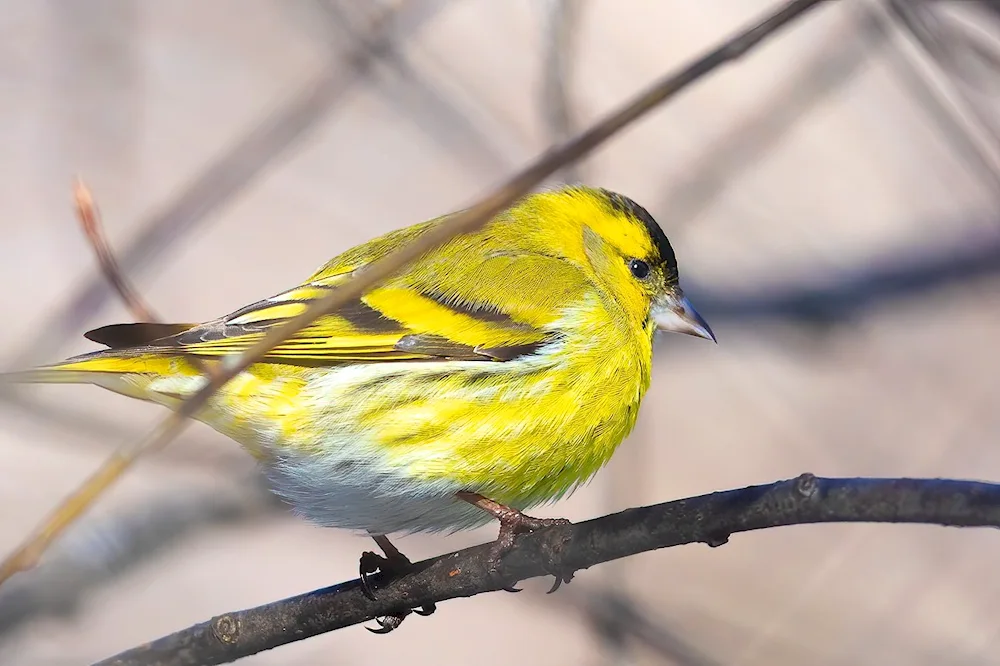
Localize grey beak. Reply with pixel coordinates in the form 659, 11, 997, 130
652, 293, 716, 342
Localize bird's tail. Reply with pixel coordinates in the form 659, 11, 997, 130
0, 348, 192, 402
2, 320, 200, 389
2, 366, 97, 385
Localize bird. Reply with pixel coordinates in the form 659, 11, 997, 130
6, 185, 714, 632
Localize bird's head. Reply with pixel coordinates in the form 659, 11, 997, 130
555, 187, 716, 343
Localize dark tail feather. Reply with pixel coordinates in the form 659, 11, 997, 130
84, 323, 196, 349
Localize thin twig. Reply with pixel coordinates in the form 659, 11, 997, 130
73, 180, 211, 378
94, 475, 1000, 666
73, 179, 157, 322
0, 0, 832, 587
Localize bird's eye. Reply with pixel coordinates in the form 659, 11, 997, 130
628, 259, 650, 279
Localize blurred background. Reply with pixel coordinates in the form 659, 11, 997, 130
2, 0, 1000, 664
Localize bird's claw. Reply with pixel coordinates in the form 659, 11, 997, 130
486, 514, 571, 573
358, 550, 391, 601
486, 512, 572, 595
359, 542, 435, 634
414, 602, 437, 616
367, 613, 407, 634
546, 569, 574, 594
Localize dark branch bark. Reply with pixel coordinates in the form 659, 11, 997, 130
95, 475, 1000, 666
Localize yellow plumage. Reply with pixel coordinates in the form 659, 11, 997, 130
10, 185, 714, 540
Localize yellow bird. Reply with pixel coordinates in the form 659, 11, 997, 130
10, 186, 713, 630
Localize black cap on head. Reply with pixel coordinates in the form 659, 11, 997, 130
601, 190, 678, 282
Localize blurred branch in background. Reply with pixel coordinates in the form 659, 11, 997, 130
97, 475, 1000, 666
314, 0, 517, 178
543, 584, 725, 666
687, 221, 1000, 341
543, 0, 584, 184
664, 1, 887, 232
923, 0, 1000, 91
0, 476, 280, 643
880, 0, 1000, 190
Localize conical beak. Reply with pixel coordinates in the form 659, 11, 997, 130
652, 292, 716, 342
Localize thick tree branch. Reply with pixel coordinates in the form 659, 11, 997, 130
96, 475, 1000, 666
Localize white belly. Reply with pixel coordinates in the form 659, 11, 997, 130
262, 447, 505, 535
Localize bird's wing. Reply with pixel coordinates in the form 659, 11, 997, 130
164, 277, 550, 363
85, 215, 591, 365
85, 263, 576, 365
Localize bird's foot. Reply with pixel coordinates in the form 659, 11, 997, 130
456, 491, 572, 590
359, 535, 436, 634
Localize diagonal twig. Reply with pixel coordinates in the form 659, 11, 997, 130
94, 475, 1000, 666
73, 179, 158, 323
72, 179, 217, 376
0, 0, 833, 588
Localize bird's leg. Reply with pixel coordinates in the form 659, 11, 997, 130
359, 534, 436, 634
359, 534, 410, 599
456, 491, 572, 587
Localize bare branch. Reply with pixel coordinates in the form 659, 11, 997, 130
0, 0, 832, 587
95, 475, 1000, 666
73, 179, 158, 322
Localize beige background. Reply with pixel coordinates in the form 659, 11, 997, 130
2, 1, 1000, 664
